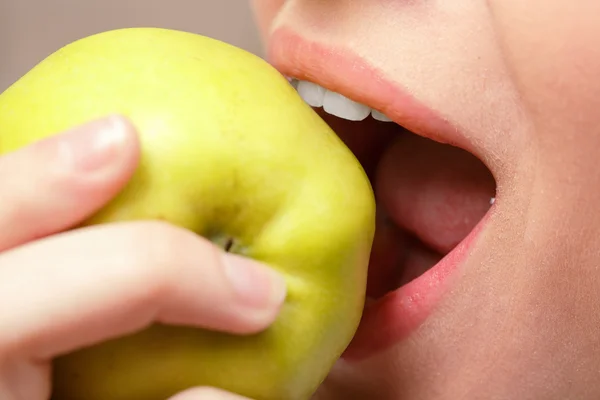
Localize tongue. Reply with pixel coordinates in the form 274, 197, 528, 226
376, 134, 496, 255
316, 111, 495, 292
365, 206, 409, 298
398, 237, 443, 286
365, 210, 443, 296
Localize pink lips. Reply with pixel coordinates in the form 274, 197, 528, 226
267, 27, 491, 360
344, 214, 489, 360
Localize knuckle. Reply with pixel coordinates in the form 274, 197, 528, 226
0, 147, 68, 229
0, 168, 31, 229
0, 191, 27, 229
117, 221, 200, 300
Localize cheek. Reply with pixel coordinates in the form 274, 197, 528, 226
250, 0, 286, 41
490, 1, 600, 135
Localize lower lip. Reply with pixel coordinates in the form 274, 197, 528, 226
343, 211, 492, 361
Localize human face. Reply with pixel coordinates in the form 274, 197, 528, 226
251, 1, 600, 399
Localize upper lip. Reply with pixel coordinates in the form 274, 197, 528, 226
266, 26, 475, 154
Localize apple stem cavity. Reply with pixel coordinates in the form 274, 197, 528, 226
224, 237, 234, 252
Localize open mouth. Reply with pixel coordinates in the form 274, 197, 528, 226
268, 28, 497, 361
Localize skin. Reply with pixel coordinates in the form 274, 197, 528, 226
250, 1, 600, 399
1, 1, 599, 400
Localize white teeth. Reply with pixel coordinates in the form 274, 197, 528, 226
297, 80, 326, 107
371, 109, 393, 122
323, 91, 371, 121
293, 79, 394, 123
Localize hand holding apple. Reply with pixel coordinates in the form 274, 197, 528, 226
0, 116, 282, 400
0, 28, 376, 400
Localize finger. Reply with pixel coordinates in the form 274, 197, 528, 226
376, 134, 496, 254
0, 221, 287, 360
0, 115, 140, 251
168, 387, 252, 400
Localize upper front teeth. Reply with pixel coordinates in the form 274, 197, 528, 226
297, 81, 326, 107
297, 80, 369, 120
370, 110, 393, 122
323, 91, 371, 121
292, 79, 393, 123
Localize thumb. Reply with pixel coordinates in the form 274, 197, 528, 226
0, 115, 139, 251
168, 388, 253, 400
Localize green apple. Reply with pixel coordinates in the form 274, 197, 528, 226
0, 28, 375, 400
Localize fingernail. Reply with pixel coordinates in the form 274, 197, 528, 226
223, 253, 287, 310
59, 115, 130, 171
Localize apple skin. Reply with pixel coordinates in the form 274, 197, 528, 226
0, 28, 376, 400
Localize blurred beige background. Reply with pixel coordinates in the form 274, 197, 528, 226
0, 1, 264, 91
